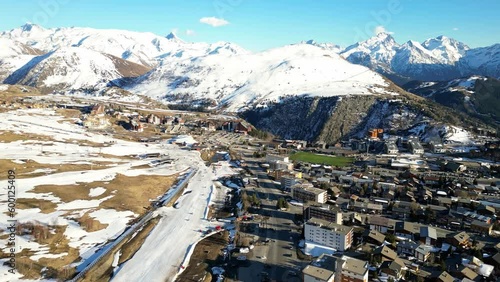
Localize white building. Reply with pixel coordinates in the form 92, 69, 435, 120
266, 154, 289, 163
292, 184, 328, 204
281, 176, 298, 191
305, 218, 353, 252
408, 137, 424, 155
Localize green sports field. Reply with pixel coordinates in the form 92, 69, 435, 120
289, 152, 353, 167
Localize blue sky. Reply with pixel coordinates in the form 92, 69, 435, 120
1, 0, 499, 51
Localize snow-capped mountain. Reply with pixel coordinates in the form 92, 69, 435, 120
4, 47, 150, 91
0, 38, 41, 57
1, 24, 395, 108
421, 35, 469, 64
129, 43, 397, 112
301, 39, 342, 53
457, 44, 500, 78
391, 40, 460, 81
0, 38, 43, 81
342, 32, 399, 73
341, 33, 499, 81
0, 23, 248, 67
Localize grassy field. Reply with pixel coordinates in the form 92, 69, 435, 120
289, 151, 353, 167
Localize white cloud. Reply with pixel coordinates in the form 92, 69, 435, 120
171, 28, 178, 34
452, 27, 459, 31
199, 17, 229, 27
374, 25, 394, 35
186, 29, 196, 36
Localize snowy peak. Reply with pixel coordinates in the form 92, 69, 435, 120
342, 32, 497, 81
369, 32, 397, 46
422, 35, 469, 64
3, 47, 150, 92
298, 40, 342, 53
20, 22, 45, 32
165, 32, 183, 43
341, 32, 399, 72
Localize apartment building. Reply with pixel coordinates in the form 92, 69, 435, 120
281, 175, 299, 191
304, 205, 343, 225
305, 218, 353, 251
292, 184, 328, 204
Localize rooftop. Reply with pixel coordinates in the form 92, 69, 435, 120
363, 230, 385, 244
420, 226, 437, 239
341, 255, 368, 276
303, 253, 337, 280
292, 184, 327, 195
438, 271, 455, 282
306, 218, 353, 234
302, 265, 334, 281
374, 245, 398, 260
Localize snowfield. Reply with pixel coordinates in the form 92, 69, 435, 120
0, 108, 235, 282
112, 160, 239, 282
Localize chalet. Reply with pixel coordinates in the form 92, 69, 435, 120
147, 114, 161, 125
415, 244, 432, 262
234, 120, 252, 133
470, 220, 493, 235
436, 271, 455, 282
419, 226, 438, 245
362, 230, 385, 245
368, 216, 396, 233
446, 231, 471, 248
379, 259, 406, 281
83, 103, 109, 129
130, 119, 143, 132
397, 240, 419, 256
374, 246, 398, 262
395, 221, 420, 241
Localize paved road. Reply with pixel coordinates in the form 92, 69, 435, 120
236, 153, 306, 282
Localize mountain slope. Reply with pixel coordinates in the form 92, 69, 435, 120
403, 76, 500, 123
4, 47, 150, 92
128, 43, 398, 112
0, 38, 43, 81
0, 38, 42, 57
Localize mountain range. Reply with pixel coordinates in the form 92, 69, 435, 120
340, 32, 500, 82
0, 23, 497, 142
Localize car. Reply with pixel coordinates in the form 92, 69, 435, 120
236, 255, 247, 261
